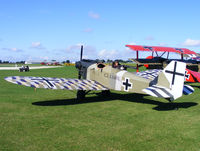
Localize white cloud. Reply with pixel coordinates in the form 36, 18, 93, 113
125, 42, 136, 50
88, 11, 100, 19
39, 56, 49, 60
182, 38, 200, 47
31, 42, 45, 49
66, 44, 97, 61
2, 47, 23, 52
66, 44, 96, 53
127, 42, 137, 45
66, 43, 84, 52
98, 49, 119, 59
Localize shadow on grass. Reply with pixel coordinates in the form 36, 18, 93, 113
189, 85, 200, 89
32, 92, 198, 111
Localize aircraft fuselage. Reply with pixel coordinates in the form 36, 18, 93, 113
86, 63, 153, 94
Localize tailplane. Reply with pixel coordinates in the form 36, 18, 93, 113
143, 61, 186, 101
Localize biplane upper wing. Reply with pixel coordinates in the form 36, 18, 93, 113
4, 76, 108, 90
126, 45, 197, 55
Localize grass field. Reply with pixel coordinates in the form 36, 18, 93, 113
0, 66, 200, 151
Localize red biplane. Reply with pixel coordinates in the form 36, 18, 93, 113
126, 45, 200, 83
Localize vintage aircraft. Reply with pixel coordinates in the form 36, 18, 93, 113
4, 46, 194, 102
126, 44, 200, 83
126, 44, 199, 71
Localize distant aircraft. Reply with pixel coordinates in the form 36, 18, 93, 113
5, 46, 194, 102
126, 44, 198, 69
126, 44, 200, 83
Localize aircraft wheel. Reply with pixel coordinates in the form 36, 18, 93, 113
77, 90, 86, 100
101, 90, 110, 97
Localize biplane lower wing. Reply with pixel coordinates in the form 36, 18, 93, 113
4, 76, 108, 90
129, 58, 163, 65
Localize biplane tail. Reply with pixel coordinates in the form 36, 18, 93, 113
143, 61, 186, 101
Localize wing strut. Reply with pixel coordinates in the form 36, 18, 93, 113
136, 50, 139, 72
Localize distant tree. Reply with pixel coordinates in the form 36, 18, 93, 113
0, 60, 2, 63
115, 59, 126, 63
16, 61, 25, 64
3, 61, 9, 63
106, 59, 113, 63
66, 60, 70, 63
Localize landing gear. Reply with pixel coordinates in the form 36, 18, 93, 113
76, 90, 86, 100
76, 90, 110, 101
101, 90, 110, 97
169, 98, 178, 110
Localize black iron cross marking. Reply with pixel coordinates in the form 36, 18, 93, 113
165, 62, 185, 85
142, 70, 160, 77
185, 70, 190, 80
31, 77, 59, 88
175, 48, 183, 53
143, 46, 154, 51
122, 78, 132, 91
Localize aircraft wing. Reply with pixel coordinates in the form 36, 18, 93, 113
136, 69, 162, 80
129, 58, 163, 65
4, 76, 108, 90
126, 45, 197, 55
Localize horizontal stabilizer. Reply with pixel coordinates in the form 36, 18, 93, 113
4, 76, 108, 90
143, 61, 186, 101
183, 85, 194, 95
143, 85, 173, 99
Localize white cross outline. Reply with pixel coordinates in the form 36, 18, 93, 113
122, 77, 133, 92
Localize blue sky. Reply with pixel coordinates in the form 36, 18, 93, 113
0, 0, 200, 62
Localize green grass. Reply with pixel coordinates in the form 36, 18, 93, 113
1, 66, 200, 151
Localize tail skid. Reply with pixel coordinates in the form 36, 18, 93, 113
143, 61, 186, 101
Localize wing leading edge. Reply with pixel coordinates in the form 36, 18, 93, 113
4, 76, 108, 90
126, 45, 196, 55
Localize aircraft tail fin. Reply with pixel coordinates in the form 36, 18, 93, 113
143, 61, 186, 101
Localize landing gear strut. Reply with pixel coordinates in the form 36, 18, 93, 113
169, 98, 178, 110
76, 90, 86, 100
101, 90, 110, 97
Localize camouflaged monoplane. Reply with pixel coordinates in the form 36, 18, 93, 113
5, 46, 194, 101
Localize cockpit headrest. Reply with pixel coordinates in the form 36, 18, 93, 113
97, 63, 105, 69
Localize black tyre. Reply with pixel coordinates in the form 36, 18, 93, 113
101, 90, 110, 97
77, 90, 86, 100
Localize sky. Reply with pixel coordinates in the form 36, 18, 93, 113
0, 0, 200, 62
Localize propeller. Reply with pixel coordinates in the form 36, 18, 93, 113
80, 45, 83, 61
78, 45, 83, 79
